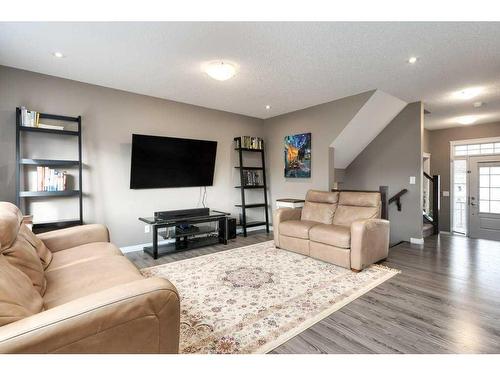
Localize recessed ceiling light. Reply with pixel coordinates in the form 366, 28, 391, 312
457, 116, 478, 125
473, 101, 484, 108
205, 61, 237, 81
454, 87, 482, 100
408, 56, 418, 64
52, 51, 64, 58
265, 105, 271, 110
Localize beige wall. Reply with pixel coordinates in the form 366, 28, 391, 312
428, 122, 500, 232
0, 66, 264, 247
341, 102, 424, 244
263, 91, 373, 209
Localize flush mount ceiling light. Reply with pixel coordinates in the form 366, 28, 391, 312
457, 115, 478, 125
205, 61, 237, 81
265, 105, 271, 110
408, 56, 418, 64
52, 51, 64, 58
454, 87, 482, 100
473, 101, 484, 108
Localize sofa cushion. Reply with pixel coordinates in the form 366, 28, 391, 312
0, 202, 23, 250
309, 241, 351, 269
333, 205, 380, 227
279, 220, 318, 239
43, 255, 143, 309
305, 190, 339, 204
47, 242, 122, 272
0, 254, 44, 327
309, 224, 351, 248
2, 224, 47, 295
338, 191, 380, 207
20, 223, 53, 269
301, 201, 336, 224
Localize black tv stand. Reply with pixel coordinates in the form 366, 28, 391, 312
139, 208, 230, 259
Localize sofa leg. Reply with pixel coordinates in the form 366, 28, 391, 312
351, 268, 361, 273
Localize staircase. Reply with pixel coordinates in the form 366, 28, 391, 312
422, 173, 440, 238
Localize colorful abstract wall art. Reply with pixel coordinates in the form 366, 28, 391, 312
284, 132, 311, 178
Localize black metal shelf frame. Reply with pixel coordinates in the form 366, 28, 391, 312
234, 137, 270, 237
15, 107, 83, 232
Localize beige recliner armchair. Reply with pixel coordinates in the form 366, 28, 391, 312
273, 190, 389, 271
0, 202, 180, 353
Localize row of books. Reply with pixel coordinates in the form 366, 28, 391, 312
36, 167, 68, 192
236, 136, 264, 150
20, 107, 64, 130
243, 170, 263, 186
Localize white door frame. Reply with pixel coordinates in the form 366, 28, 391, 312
450, 136, 500, 236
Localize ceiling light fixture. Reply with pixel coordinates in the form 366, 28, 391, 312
454, 87, 482, 100
265, 105, 271, 110
457, 116, 478, 125
408, 56, 418, 64
52, 51, 64, 58
473, 101, 484, 108
205, 61, 237, 81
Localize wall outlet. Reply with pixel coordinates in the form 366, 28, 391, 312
409, 176, 416, 184
443, 191, 450, 197
144, 225, 150, 234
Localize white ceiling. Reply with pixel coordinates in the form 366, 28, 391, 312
1, 22, 500, 129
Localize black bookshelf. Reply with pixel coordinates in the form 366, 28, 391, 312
15, 107, 83, 233
234, 137, 270, 237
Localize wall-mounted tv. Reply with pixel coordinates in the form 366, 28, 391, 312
130, 134, 217, 189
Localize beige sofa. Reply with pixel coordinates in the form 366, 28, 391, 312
273, 190, 390, 271
0, 202, 180, 353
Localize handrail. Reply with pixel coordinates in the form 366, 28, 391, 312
388, 189, 408, 211
423, 172, 433, 181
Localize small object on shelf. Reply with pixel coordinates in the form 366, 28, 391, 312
237, 136, 264, 150
276, 198, 305, 209
37, 123, 64, 131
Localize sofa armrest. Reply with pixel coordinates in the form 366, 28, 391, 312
37, 224, 110, 252
0, 277, 180, 353
350, 219, 390, 271
273, 208, 302, 247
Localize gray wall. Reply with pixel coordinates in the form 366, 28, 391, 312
341, 102, 424, 244
0, 66, 264, 247
428, 121, 500, 232
423, 128, 431, 154
263, 91, 373, 210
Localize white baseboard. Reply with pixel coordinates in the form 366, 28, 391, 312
439, 231, 451, 235
120, 225, 273, 254
410, 237, 424, 245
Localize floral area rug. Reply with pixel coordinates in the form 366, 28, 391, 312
141, 240, 400, 354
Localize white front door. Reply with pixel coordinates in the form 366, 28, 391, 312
469, 156, 500, 240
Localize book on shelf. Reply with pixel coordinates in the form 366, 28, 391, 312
243, 170, 262, 186
36, 167, 68, 192
19, 107, 65, 130
20, 107, 40, 127
237, 136, 264, 150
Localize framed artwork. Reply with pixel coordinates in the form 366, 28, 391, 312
284, 132, 311, 178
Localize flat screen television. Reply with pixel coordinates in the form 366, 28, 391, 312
130, 134, 217, 189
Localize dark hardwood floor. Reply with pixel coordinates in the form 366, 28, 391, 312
125, 232, 500, 354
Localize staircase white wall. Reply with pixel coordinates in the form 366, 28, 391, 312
331, 90, 407, 169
